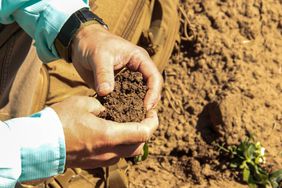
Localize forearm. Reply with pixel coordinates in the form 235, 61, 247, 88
0, 0, 89, 62
0, 107, 66, 186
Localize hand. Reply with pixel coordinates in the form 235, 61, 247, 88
51, 96, 158, 169
71, 24, 163, 110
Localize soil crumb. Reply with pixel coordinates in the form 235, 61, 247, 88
98, 69, 147, 123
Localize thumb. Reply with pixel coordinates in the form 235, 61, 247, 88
74, 96, 105, 115
92, 52, 115, 96
84, 97, 106, 115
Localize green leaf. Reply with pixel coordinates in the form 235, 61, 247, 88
230, 162, 238, 168
133, 143, 149, 163
245, 144, 255, 160
240, 161, 248, 169
243, 167, 251, 182
141, 143, 149, 161
134, 155, 143, 163
270, 169, 282, 186
230, 157, 243, 168
217, 136, 281, 188
271, 181, 279, 188
270, 169, 282, 181
248, 183, 257, 188
248, 163, 269, 184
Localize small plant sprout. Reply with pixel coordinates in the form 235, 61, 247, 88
254, 142, 266, 164
134, 143, 149, 163
213, 137, 282, 188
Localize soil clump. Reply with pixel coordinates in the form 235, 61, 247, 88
98, 69, 147, 123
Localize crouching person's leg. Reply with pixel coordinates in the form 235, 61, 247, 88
0, 23, 47, 119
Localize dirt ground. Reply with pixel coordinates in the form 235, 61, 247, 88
128, 0, 282, 187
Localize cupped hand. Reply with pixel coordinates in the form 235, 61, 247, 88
51, 96, 158, 169
71, 24, 163, 110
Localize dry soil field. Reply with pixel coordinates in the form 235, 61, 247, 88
128, 0, 282, 187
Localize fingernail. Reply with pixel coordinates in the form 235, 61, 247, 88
97, 83, 111, 94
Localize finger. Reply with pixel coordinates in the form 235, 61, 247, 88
91, 51, 115, 96
68, 157, 120, 169
68, 142, 144, 162
88, 100, 106, 115
94, 143, 145, 158
117, 143, 144, 157
75, 96, 105, 115
105, 110, 158, 145
127, 49, 163, 110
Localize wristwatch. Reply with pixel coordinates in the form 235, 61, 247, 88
55, 8, 108, 62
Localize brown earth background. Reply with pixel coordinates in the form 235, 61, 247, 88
127, 0, 282, 187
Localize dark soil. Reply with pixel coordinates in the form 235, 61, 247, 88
98, 69, 147, 123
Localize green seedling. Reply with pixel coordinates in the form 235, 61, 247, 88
214, 137, 282, 188
134, 143, 149, 163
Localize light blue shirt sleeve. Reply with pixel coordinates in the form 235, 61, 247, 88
0, 107, 66, 187
0, 0, 89, 62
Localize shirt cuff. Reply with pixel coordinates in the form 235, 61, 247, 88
13, 0, 89, 62
0, 122, 21, 188
4, 107, 66, 182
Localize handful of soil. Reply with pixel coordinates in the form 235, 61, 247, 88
98, 69, 147, 123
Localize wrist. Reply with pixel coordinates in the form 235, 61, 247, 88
55, 8, 108, 62
71, 24, 107, 57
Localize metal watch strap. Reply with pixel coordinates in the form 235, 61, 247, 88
55, 8, 108, 62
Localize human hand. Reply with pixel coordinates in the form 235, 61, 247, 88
71, 24, 163, 111
51, 96, 158, 169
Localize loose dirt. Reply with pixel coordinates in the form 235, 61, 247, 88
98, 69, 147, 123
126, 0, 282, 187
